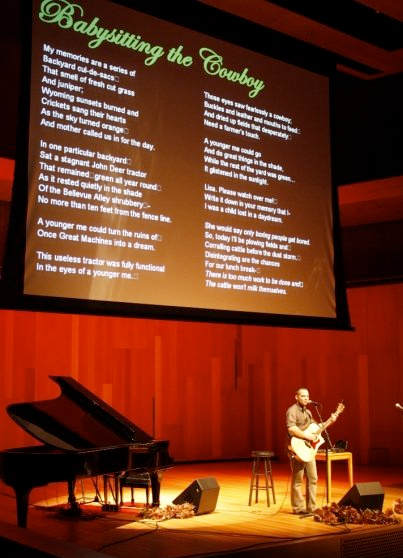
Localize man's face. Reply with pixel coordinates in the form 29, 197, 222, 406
295, 389, 310, 407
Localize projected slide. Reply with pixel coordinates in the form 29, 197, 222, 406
20, 0, 338, 322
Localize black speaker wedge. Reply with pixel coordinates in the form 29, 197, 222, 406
338, 481, 384, 510
172, 477, 220, 514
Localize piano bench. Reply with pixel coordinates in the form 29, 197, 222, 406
119, 471, 151, 506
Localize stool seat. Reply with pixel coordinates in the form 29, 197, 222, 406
251, 450, 275, 459
248, 450, 276, 506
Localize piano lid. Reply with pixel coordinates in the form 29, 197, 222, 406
6, 376, 153, 451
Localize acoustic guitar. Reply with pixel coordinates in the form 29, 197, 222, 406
289, 401, 345, 462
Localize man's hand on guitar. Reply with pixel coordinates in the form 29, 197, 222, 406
304, 432, 319, 442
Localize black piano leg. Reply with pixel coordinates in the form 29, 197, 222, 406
150, 471, 162, 507
102, 474, 120, 511
67, 480, 81, 516
15, 487, 31, 528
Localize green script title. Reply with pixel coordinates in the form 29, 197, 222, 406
38, 0, 265, 98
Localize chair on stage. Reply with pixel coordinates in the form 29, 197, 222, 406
119, 471, 152, 506
248, 450, 276, 506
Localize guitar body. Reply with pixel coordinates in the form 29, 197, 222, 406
290, 423, 324, 462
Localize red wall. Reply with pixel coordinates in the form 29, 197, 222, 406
0, 283, 402, 466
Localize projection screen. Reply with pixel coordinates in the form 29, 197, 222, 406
2, 0, 351, 329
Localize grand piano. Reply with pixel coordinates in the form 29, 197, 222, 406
0, 375, 174, 527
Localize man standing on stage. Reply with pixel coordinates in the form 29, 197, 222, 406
286, 387, 320, 515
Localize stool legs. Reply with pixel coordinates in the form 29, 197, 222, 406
267, 458, 276, 504
248, 454, 276, 506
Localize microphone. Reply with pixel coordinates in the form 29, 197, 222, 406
396, 403, 403, 411
308, 400, 320, 406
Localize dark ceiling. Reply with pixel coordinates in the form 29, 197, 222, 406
199, 0, 403, 80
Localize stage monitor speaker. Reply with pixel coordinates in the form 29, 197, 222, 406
172, 477, 220, 515
338, 482, 384, 510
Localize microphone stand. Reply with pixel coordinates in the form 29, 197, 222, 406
314, 405, 333, 503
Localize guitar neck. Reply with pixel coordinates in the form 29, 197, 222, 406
317, 407, 343, 433
318, 417, 333, 433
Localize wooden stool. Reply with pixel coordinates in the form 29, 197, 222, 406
248, 450, 276, 506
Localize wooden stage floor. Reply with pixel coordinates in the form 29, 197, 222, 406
0, 459, 403, 558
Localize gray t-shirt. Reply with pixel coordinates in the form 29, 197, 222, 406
286, 403, 313, 438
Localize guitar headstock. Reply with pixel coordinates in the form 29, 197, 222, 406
335, 401, 345, 416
